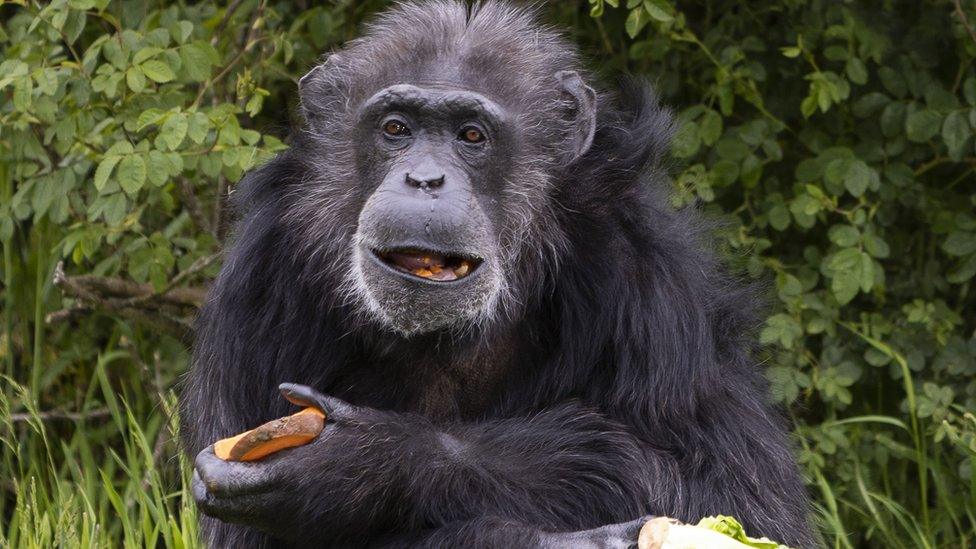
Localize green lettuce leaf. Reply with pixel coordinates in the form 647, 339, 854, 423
695, 516, 794, 549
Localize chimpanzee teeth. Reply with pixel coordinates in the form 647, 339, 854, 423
430, 268, 458, 281
388, 251, 445, 270
377, 249, 475, 281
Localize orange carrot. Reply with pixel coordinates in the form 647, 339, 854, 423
214, 407, 326, 461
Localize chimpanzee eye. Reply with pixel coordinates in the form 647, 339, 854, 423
459, 126, 485, 144
382, 119, 410, 137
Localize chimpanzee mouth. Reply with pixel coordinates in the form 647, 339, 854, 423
372, 248, 482, 282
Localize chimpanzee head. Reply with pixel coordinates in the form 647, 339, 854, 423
288, 1, 597, 335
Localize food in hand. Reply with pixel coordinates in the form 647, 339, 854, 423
638, 515, 791, 549
213, 407, 326, 461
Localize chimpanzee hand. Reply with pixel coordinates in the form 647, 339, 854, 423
192, 383, 421, 541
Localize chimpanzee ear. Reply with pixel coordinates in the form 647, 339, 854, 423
299, 54, 342, 123
555, 70, 597, 164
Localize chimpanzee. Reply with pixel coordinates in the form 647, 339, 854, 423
182, 1, 814, 547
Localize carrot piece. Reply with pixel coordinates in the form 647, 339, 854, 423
213, 407, 326, 461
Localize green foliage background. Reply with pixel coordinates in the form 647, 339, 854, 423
1, 0, 975, 547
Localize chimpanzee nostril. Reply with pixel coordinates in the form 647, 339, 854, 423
405, 173, 445, 189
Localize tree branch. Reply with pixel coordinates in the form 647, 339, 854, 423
46, 260, 213, 339
59, 271, 206, 307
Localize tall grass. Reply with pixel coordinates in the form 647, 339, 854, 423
1, 367, 198, 548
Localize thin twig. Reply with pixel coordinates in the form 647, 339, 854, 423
179, 177, 215, 237
954, 0, 976, 47
10, 408, 110, 422
53, 260, 211, 308
119, 253, 219, 307
214, 175, 228, 240
47, 261, 202, 338
211, 0, 246, 45
193, 1, 267, 109
45, 303, 193, 339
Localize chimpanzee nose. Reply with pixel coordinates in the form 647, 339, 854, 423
405, 171, 445, 189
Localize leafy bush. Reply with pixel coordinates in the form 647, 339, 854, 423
1, 0, 974, 546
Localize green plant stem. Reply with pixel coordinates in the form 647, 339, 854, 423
1, 160, 13, 383
843, 323, 931, 539
31, 219, 46, 399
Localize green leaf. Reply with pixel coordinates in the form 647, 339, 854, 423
12, 76, 31, 111
843, 159, 872, 197
642, 0, 673, 22
625, 7, 650, 38
102, 39, 126, 69
99, 192, 128, 225
125, 66, 145, 93
187, 112, 211, 144
94, 155, 121, 191
768, 204, 790, 231
859, 253, 874, 292
716, 138, 750, 161
878, 66, 907, 97
245, 93, 264, 117
699, 109, 722, 145
31, 174, 60, 219
853, 92, 889, 118
672, 121, 700, 158
948, 254, 976, 283
863, 234, 890, 258
147, 150, 170, 187
132, 47, 163, 65
829, 225, 860, 247
905, 109, 942, 143
116, 154, 147, 196
140, 59, 175, 83
179, 42, 217, 82
159, 113, 188, 151
829, 248, 871, 304
104, 140, 134, 156
880, 102, 905, 137
589, 0, 606, 17
944, 231, 976, 256
761, 313, 804, 349
781, 46, 801, 58
941, 111, 971, 158
710, 160, 739, 186
965, 77, 976, 106
136, 108, 165, 130
845, 57, 868, 85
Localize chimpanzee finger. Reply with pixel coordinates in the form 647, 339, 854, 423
192, 472, 280, 527
278, 383, 362, 422
191, 469, 208, 505
194, 445, 276, 497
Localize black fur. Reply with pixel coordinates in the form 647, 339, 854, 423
181, 2, 813, 547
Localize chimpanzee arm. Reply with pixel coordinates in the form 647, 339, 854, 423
192, 385, 655, 546
376, 515, 650, 548
193, 383, 813, 547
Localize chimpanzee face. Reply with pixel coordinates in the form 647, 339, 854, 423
295, 37, 595, 337
350, 84, 515, 334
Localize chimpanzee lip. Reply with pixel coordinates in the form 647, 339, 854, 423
370, 247, 482, 283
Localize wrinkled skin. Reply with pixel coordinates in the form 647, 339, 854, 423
182, 2, 815, 548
